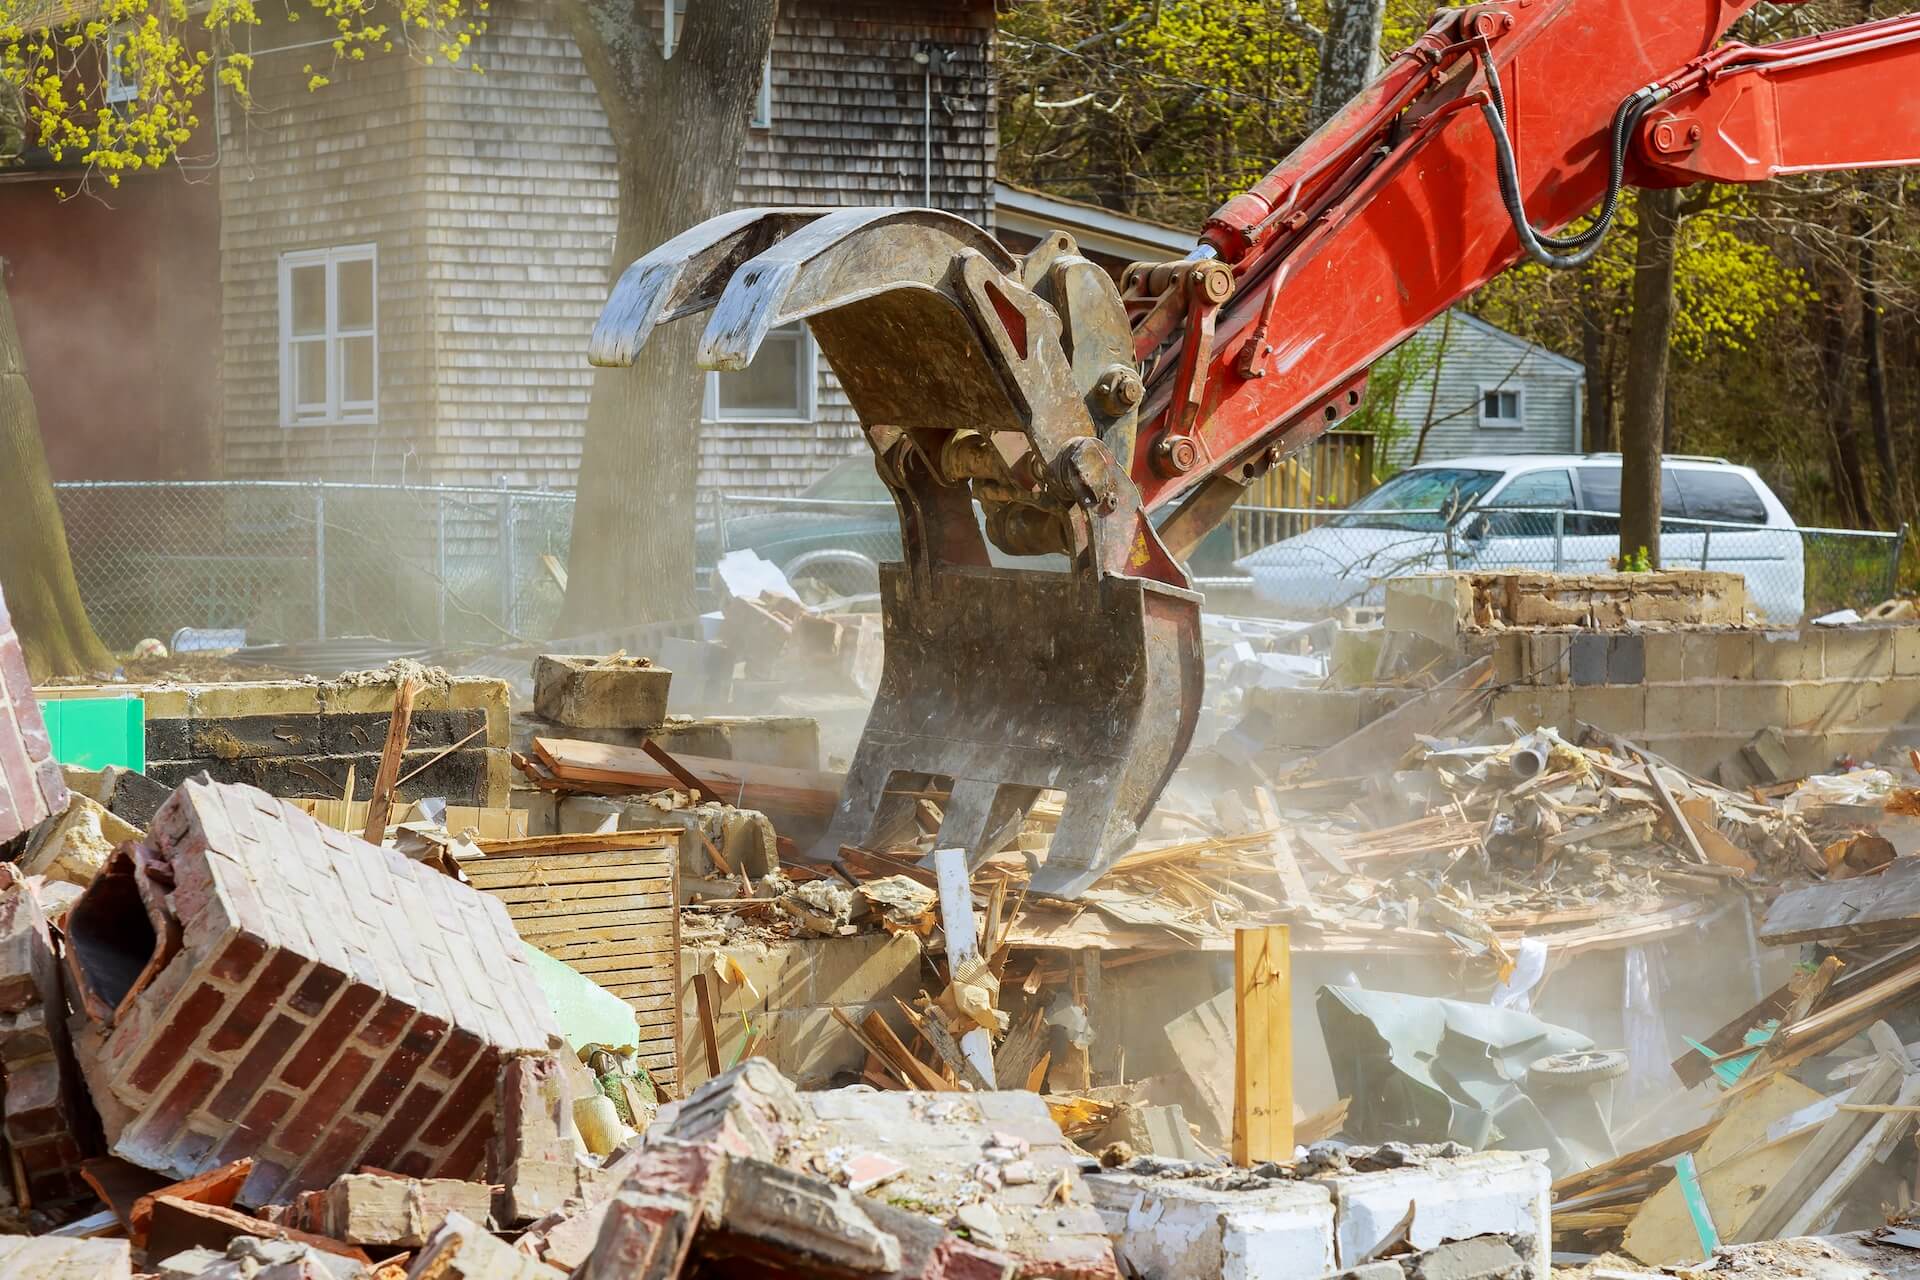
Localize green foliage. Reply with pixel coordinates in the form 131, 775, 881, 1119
1618, 546, 1652, 573
1343, 331, 1434, 478
1, 0, 486, 185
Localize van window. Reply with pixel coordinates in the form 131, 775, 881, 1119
1671, 470, 1768, 525
1572, 465, 1687, 534
1484, 469, 1573, 537
1333, 467, 1501, 531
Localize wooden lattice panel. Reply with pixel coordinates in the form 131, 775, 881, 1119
469, 831, 680, 1088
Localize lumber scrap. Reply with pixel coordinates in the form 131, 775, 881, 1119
1761, 857, 1920, 946
362, 677, 420, 842
1728, 1052, 1906, 1243
531, 736, 842, 817
1231, 925, 1291, 1166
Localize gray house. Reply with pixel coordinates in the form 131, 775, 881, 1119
1378, 310, 1587, 465
216, 0, 999, 498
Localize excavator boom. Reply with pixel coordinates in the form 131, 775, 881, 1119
592, 2, 1920, 897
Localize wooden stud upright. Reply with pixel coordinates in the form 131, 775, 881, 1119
1232, 924, 1293, 1166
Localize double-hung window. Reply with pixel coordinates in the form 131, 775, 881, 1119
280, 244, 377, 427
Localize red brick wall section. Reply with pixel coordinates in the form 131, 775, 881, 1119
68, 777, 563, 1205
0, 874, 95, 1205
0, 586, 67, 845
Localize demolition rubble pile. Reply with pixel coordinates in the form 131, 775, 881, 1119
0, 582, 1574, 1280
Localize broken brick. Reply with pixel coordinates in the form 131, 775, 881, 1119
0, 585, 68, 845
64, 777, 563, 1201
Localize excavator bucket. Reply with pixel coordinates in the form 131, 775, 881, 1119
592, 207, 1203, 898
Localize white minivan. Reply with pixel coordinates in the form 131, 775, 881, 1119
1234, 453, 1805, 622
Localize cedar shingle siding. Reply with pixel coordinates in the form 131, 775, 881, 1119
218, 0, 997, 496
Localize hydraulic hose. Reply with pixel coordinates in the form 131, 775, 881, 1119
1476, 49, 1667, 269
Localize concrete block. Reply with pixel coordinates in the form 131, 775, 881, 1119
315, 1173, 495, 1246
1716, 681, 1792, 734
1523, 633, 1571, 685
1332, 627, 1388, 689
1682, 630, 1754, 681
406, 1211, 562, 1279
1896, 626, 1920, 677
1384, 576, 1474, 647
0, 1237, 133, 1277
1567, 634, 1609, 687
1313, 1151, 1548, 1276
1642, 734, 1748, 779
1642, 684, 1716, 736
1752, 632, 1819, 681
1084, 1171, 1337, 1280
1642, 631, 1685, 683
1492, 633, 1528, 687
1880, 677, 1920, 729
1823, 627, 1897, 680
532, 656, 671, 730
1486, 688, 1572, 733
1566, 683, 1645, 735
1787, 679, 1886, 730
652, 715, 820, 771
1606, 634, 1645, 685
1406, 1235, 1530, 1280
1244, 688, 1371, 749
807, 932, 923, 1007
18, 794, 141, 888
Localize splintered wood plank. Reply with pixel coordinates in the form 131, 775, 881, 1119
532, 736, 843, 816
475, 831, 679, 858
1232, 924, 1292, 1166
362, 678, 420, 843
1761, 857, 1920, 945
1623, 1072, 1823, 1264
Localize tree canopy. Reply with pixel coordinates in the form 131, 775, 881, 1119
0, 0, 487, 184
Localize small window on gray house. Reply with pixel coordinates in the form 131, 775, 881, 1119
279, 244, 377, 427
1478, 384, 1524, 428
705, 322, 815, 422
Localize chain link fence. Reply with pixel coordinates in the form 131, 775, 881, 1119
53, 483, 1907, 649
1228, 504, 1908, 623
55, 482, 574, 650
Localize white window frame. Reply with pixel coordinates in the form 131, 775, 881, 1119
1477, 383, 1526, 429
278, 244, 378, 428
105, 26, 139, 105
750, 54, 773, 127
662, 0, 686, 56
664, 0, 772, 126
702, 323, 817, 423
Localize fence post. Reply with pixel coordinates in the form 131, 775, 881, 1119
313, 484, 328, 641
1888, 525, 1910, 601
498, 489, 517, 634
1700, 525, 1713, 570
435, 494, 449, 646
1552, 510, 1566, 572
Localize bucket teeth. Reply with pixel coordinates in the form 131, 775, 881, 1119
593, 206, 1206, 900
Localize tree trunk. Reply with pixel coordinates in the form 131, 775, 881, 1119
1819, 291, 1873, 527
1407, 310, 1453, 465
1311, 0, 1386, 129
1578, 275, 1612, 452
1618, 187, 1682, 568
1857, 207, 1902, 526
557, 0, 781, 635
0, 265, 115, 681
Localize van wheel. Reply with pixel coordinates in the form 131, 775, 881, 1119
1528, 1050, 1629, 1090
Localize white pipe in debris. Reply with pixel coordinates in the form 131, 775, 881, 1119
934, 847, 998, 1088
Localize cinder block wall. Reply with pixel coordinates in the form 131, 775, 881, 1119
1490, 623, 1920, 776
33, 677, 511, 805
678, 934, 924, 1090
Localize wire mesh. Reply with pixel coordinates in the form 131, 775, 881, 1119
54, 482, 576, 650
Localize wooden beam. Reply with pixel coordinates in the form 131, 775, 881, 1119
692, 972, 722, 1078
1232, 924, 1292, 1166
361, 677, 419, 843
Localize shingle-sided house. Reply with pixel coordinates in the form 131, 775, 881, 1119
215, 0, 999, 498
1379, 310, 1587, 464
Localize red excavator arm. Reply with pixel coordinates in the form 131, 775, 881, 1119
591, 3, 1920, 896
1147, 3, 1920, 547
